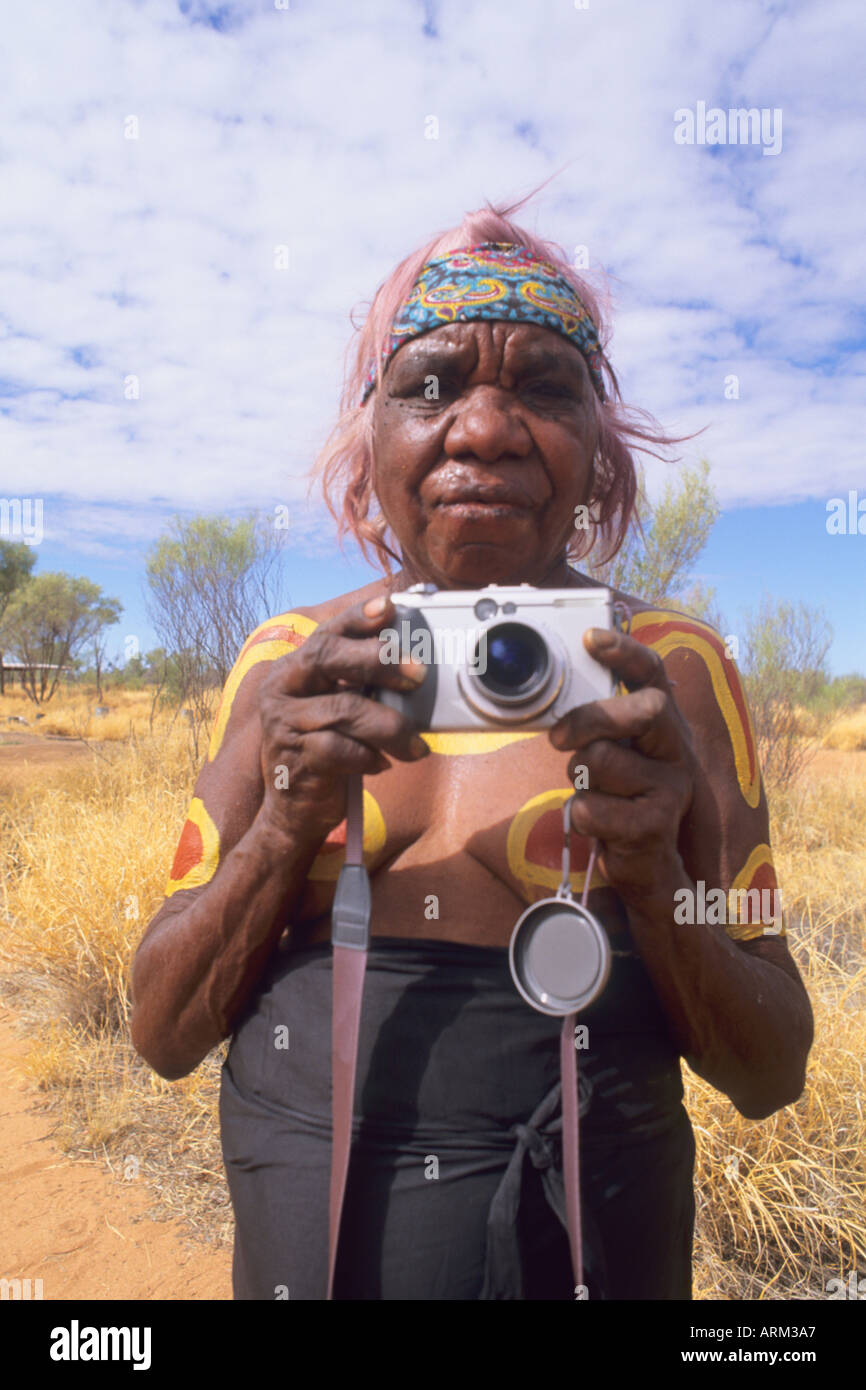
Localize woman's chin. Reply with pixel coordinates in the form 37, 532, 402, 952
417, 513, 540, 583
420, 542, 543, 589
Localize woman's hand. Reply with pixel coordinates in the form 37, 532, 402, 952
257, 594, 429, 844
548, 626, 697, 907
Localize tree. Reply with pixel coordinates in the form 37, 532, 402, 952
807, 672, 866, 716
92, 633, 110, 704
739, 597, 833, 789
145, 513, 289, 760
140, 647, 172, 733
0, 540, 37, 695
589, 459, 721, 620
1, 573, 122, 704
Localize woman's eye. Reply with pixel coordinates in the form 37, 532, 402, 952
405, 375, 458, 399
524, 380, 569, 399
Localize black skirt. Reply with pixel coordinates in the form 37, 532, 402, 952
219, 936, 695, 1301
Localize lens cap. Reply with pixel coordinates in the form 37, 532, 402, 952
509, 897, 611, 1016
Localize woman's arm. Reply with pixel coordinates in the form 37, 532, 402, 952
130, 622, 326, 1081
130, 791, 329, 1082
130, 596, 427, 1080
610, 869, 812, 1120
551, 617, 813, 1120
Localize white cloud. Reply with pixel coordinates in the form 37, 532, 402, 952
0, 0, 862, 554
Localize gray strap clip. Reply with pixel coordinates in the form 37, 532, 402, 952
331, 868, 371, 950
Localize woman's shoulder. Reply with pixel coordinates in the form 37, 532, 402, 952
296, 575, 390, 626
606, 590, 728, 653
614, 597, 762, 809
211, 578, 392, 747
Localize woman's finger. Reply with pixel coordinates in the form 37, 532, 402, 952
267, 690, 428, 763
582, 627, 670, 693
567, 739, 655, 799
550, 686, 684, 762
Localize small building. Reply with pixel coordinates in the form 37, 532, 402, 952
0, 659, 73, 695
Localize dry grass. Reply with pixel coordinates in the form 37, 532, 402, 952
1, 725, 864, 1294
0, 724, 235, 1244
688, 958, 866, 1299
1, 733, 192, 1032
791, 701, 866, 752
688, 763, 866, 1298
821, 705, 866, 752
14, 1016, 232, 1244
0, 684, 175, 742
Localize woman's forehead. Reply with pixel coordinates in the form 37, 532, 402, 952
388, 320, 588, 373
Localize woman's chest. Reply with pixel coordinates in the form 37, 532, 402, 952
307, 728, 608, 908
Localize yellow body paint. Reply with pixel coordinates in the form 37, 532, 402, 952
421, 729, 538, 755
165, 797, 221, 897
507, 788, 606, 901
628, 611, 761, 808
208, 612, 319, 761
726, 843, 784, 940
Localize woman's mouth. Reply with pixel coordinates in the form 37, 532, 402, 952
437, 502, 531, 522
433, 490, 534, 517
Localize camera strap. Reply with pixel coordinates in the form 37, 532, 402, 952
558, 801, 599, 1293
328, 774, 587, 1300
561, 1011, 582, 1288
327, 773, 370, 1300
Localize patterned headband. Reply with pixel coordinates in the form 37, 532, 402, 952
360, 241, 607, 404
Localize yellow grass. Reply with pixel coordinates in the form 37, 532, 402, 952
821, 706, 866, 752
1, 726, 864, 1295
687, 764, 866, 1297
0, 733, 191, 1031
0, 684, 176, 741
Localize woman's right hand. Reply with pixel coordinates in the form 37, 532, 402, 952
257, 593, 429, 844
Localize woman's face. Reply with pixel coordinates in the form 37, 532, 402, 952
370, 319, 599, 588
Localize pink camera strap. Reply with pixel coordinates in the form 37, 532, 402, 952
327, 774, 584, 1299
327, 774, 369, 1301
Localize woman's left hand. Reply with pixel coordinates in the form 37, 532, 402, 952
548, 626, 698, 907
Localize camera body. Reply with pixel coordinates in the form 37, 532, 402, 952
376, 583, 616, 732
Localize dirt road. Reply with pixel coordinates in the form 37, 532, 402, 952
0, 1007, 231, 1301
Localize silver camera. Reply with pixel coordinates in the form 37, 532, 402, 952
376, 584, 617, 732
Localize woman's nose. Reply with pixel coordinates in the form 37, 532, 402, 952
443, 386, 533, 462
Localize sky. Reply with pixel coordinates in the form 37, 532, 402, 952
1, 0, 864, 672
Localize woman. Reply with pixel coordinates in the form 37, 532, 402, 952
130, 199, 813, 1300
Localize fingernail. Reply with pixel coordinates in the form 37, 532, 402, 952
550, 725, 568, 749
364, 595, 388, 617
588, 627, 616, 647
399, 660, 426, 685
410, 735, 429, 757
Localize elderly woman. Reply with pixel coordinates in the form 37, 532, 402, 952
130, 202, 813, 1301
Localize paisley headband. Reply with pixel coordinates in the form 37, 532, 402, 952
360, 241, 607, 404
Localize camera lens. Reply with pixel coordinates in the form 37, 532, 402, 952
477, 622, 549, 699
